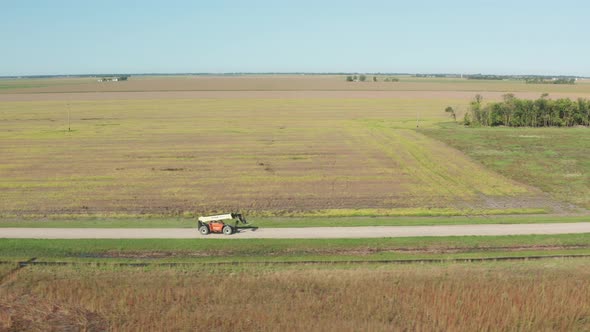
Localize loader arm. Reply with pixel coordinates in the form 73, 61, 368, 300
231, 213, 248, 224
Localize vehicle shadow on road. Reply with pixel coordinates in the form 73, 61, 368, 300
236, 226, 259, 232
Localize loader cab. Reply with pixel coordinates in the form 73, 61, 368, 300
208, 221, 225, 233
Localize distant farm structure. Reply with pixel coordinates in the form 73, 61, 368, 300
345, 74, 399, 82
97, 76, 128, 82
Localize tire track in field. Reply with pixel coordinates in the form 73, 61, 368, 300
347, 124, 469, 202
374, 128, 463, 197
345, 121, 537, 210
383, 128, 528, 197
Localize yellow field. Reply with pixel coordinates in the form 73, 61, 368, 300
1, 75, 588, 216
0, 96, 549, 216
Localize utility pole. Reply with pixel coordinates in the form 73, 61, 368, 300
67, 103, 71, 132
416, 111, 420, 128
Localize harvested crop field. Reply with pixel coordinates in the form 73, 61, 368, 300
3, 75, 590, 95
0, 97, 555, 216
0, 76, 587, 217
3, 90, 590, 102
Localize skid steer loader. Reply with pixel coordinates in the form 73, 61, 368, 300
197, 213, 247, 235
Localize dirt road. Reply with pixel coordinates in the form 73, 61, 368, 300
0, 223, 589, 239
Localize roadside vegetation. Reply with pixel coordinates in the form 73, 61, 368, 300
1, 260, 589, 331
0, 263, 15, 276
5, 213, 588, 229
1, 233, 589, 262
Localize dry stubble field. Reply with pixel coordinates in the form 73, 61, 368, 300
1, 75, 589, 217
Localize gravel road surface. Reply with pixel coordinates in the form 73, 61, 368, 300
0, 223, 589, 239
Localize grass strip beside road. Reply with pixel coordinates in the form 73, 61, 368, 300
0, 233, 589, 263
0, 214, 586, 228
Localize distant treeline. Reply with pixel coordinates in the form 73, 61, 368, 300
525, 77, 575, 85
465, 74, 577, 83
465, 74, 504, 80
345, 75, 399, 82
414, 74, 449, 78
410, 73, 583, 82
455, 94, 590, 127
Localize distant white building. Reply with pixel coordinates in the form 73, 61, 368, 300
97, 77, 120, 82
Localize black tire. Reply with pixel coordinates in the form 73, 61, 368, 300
199, 225, 210, 235
222, 225, 233, 235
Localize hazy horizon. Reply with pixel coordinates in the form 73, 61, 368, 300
1, 71, 588, 79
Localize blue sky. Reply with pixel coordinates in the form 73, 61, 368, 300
1, 0, 589, 76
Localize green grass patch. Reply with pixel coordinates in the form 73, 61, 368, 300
422, 126, 590, 208
0, 207, 549, 222
1, 214, 584, 228
1, 233, 589, 263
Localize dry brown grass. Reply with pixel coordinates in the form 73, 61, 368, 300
1, 260, 590, 331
